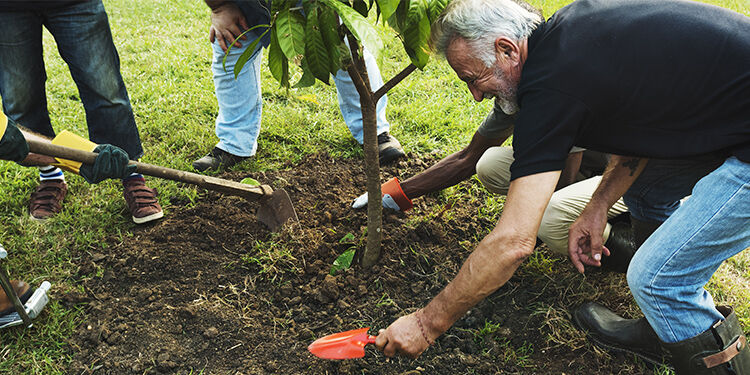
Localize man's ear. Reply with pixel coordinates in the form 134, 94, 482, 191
494, 37, 519, 64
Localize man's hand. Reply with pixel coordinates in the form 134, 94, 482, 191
375, 311, 432, 358
351, 177, 413, 211
79, 145, 136, 184
568, 207, 611, 273
208, 2, 249, 52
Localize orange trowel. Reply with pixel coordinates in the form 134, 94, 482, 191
308, 328, 377, 359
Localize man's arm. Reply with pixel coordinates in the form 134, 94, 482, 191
400, 128, 512, 199
567, 155, 648, 272
375, 170, 561, 357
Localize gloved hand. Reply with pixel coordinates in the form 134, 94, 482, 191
79, 144, 136, 184
352, 177, 413, 211
0, 117, 29, 163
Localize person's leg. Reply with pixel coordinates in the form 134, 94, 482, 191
475, 146, 514, 195
333, 47, 389, 143
42, 0, 142, 159
0, 11, 53, 136
539, 176, 629, 255
212, 41, 263, 158
627, 157, 750, 344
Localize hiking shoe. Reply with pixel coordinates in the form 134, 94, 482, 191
29, 179, 67, 220
0, 280, 32, 316
192, 147, 249, 172
122, 177, 163, 224
377, 132, 405, 164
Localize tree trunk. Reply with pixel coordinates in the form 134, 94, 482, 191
360, 97, 381, 268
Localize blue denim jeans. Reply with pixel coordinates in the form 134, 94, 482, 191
627, 157, 750, 343
212, 2, 389, 157
0, 0, 142, 159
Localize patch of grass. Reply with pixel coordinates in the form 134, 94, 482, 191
241, 237, 298, 280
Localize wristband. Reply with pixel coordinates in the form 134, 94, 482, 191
415, 309, 433, 346
381, 177, 413, 211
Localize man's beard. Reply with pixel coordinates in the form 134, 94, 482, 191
492, 66, 519, 115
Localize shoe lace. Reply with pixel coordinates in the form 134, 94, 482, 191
30, 182, 65, 213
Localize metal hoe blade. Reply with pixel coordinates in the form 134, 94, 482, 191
256, 188, 298, 231
308, 328, 377, 360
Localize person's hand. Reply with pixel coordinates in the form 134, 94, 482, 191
79, 145, 136, 184
568, 207, 611, 273
375, 311, 432, 358
0, 117, 29, 163
209, 2, 249, 52
351, 177, 413, 211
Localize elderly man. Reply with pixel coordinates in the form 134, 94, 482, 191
374, 0, 750, 373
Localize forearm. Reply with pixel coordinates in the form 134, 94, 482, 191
587, 155, 647, 212
417, 171, 560, 337
400, 130, 510, 199
422, 230, 532, 333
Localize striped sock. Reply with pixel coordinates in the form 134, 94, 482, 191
38, 166, 64, 182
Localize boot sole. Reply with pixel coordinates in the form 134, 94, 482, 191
132, 211, 164, 224
572, 312, 671, 369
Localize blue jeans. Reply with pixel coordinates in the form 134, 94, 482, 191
0, 0, 142, 159
627, 157, 750, 343
212, 2, 389, 157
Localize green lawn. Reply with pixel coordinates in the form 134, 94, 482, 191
0, 0, 747, 373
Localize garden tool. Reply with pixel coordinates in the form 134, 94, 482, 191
25, 135, 298, 231
308, 328, 377, 359
0, 243, 52, 329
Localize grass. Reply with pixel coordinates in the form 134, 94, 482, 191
0, 0, 747, 373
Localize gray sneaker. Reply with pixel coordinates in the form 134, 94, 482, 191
377, 132, 405, 164
192, 147, 250, 172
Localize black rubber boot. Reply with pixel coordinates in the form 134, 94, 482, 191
600, 222, 636, 273
573, 302, 667, 367
631, 217, 662, 248
662, 306, 750, 375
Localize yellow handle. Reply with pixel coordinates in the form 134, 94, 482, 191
50, 131, 97, 174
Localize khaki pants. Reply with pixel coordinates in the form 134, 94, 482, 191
476, 147, 629, 254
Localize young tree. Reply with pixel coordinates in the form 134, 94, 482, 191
233, 0, 449, 267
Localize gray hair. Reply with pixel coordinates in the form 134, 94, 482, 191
431, 0, 543, 66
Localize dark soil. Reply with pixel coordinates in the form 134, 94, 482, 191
65, 153, 653, 374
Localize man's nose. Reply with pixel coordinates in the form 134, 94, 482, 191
468, 84, 484, 102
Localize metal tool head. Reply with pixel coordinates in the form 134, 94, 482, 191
256, 188, 298, 231
308, 328, 376, 360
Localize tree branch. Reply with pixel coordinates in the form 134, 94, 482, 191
374, 64, 417, 102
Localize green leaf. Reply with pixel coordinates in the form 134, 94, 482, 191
293, 58, 316, 88
240, 177, 260, 186
268, 28, 290, 89
276, 8, 306, 59
426, 0, 449, 23
339, 232, 356, 243
318, 6, 346, 74
232, 28, 270, 79
402, 2, 431, 68
320, 0, 383, 58
376, 0, 399, 22
304, 6, 331, 84
330, 248, 355, 275
222, 23, 270, 73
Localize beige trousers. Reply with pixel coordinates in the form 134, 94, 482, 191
476, 146, 629, 254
